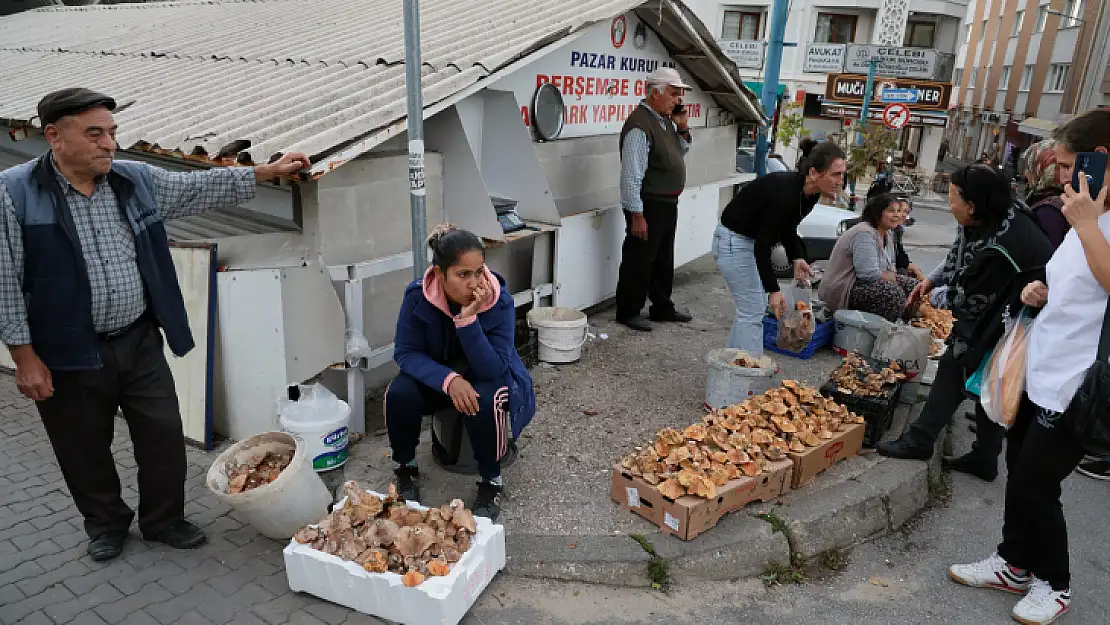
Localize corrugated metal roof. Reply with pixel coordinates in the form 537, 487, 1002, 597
0, 0, 761, 175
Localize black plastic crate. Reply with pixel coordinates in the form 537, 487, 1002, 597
820, 381, 903, 447
821, 354, 905, 447
515, 321, 539, 369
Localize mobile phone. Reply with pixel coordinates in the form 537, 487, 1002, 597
672, 103, 685, 116
1072, 152, 1108, 198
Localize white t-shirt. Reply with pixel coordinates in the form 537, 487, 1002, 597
1026, 212, 1110, 412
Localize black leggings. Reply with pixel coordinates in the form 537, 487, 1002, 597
997, 395, 1086, 590
384, 372, 511, 481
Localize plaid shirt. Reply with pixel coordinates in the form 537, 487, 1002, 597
0, 161, 256, 345
619, 102, 691, 214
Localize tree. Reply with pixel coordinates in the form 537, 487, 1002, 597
843, 124, 900, 186
775, 101, 811, 154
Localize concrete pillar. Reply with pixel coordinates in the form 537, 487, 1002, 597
873, 0, 911, 45
919, 127, 943, 175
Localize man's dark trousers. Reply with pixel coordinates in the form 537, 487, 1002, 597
616, 196, 679, 320
35, 316, 187, 539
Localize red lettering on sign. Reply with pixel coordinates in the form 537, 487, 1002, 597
621, 79, 630, 96
824, 441, 845, 459
520, 105, 530, 127
634, 79, 645, 97
535, 74, 550, 89
607, 104, 618, 121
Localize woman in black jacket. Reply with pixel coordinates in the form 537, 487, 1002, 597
878, 165, 1054, 480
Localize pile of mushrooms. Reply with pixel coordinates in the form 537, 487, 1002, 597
829, 353, 906, 398
620, 381, 864, 500
226, 450, 293, 494
293, 481, 476, 587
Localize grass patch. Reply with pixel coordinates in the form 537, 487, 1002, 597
757, 511, 790, 536
928, 471, 952, 507
629, 533, 669, 590
760, 559, 806, 586
816, 548, 848, 572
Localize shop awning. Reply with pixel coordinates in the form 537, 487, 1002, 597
1017, 117, 1059, 138
744, 81, 788, 98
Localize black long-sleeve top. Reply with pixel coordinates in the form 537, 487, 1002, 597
720, 172, 820, 293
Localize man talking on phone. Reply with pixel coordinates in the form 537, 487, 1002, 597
615, 67, 694, 331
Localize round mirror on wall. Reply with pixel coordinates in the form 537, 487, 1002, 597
531, 83, 565, 142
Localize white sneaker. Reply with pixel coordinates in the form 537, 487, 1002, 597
948, 553, 1031, 594
1012, 577, 1070, 625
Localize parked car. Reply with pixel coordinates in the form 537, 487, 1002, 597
769, 202, 858, 277
735, 147, 790, 174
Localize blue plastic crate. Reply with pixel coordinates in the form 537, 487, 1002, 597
762, 317, 834, 360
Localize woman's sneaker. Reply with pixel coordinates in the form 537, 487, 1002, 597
948, 553, 1031, 594
1012, 577, 1070, 625
1075, 458, 1110, 481
472, 480, 504, 522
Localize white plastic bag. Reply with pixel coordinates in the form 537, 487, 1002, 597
980, 309, 1034, 428
776, 280, 816, 352
871, 322, 932, 383
277, 383, 344, 424
344, 329, 371, 366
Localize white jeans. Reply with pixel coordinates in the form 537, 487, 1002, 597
712, 224, 766, 355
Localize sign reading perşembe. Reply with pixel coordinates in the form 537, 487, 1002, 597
823, 74, 951, 111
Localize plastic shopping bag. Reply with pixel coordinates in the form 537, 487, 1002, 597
872, 322, 932, 383
277, 383, 345, 424
980, 309, 1034, 428
776, 280, 815, 353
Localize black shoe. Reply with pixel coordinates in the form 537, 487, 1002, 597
394, 465, 420, 502
87, 530, 128, 562
942, 453, 998, 482
650, 308, 692, 323
144, 521, 207, 549
1075, 459, 1110, 481
969, 423, 978, 434
617, 315, 652, 332
964, 411, 976, 422
877, 437, 933, 461
472, 480, 504, 522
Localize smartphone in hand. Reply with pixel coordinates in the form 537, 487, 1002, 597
672, 103, 685, 116
1072, 152, 1108, 198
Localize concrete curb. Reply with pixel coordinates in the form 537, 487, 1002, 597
504, 402, 943, 586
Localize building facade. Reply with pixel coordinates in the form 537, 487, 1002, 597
687, 0, 968, 174
950, 0, 1108, 170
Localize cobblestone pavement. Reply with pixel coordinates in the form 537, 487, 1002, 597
0, 373, 388, 625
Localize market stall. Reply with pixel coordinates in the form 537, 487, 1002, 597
0, 0, 763, 443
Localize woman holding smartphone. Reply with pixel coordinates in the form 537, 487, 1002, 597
948, 107, 1110, 625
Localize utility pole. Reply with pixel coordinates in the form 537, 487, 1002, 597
403, 0, 428, 279
755, 0, 789, 176
857, 57, 879, 145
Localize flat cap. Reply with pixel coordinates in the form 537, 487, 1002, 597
37, 88, 117, 126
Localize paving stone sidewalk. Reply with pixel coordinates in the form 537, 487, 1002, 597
0, 376, 387, 625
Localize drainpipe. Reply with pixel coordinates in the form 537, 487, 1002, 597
404, 0, 428, 279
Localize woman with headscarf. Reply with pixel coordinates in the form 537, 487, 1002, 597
1022, 139, 1069, 248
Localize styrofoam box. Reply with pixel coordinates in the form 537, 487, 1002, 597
282, 491, 506, 625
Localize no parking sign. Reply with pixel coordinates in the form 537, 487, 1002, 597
882, 103, 910, 130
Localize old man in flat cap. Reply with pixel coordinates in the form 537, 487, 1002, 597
0, 88, 310, 561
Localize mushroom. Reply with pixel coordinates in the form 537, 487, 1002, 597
401, 571, 425, 587
394, 525, 438, 558
427, 558, 451, 577
366, 518, 400, 548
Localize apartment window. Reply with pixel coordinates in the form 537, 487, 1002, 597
1000, 65, 1012, 88
1035, 6, 1048, 32
1062, 0, 1084, 27
1047, 63, 1070, 92
904, 20, 936, 47
1019, 65, 1035, 90
722, 10, 761, 40
815, 13, 857, 43
965, 24, 973, 42
1011, 10, 1024, 35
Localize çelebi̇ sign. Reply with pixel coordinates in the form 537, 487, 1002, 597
824, 74, 952, 111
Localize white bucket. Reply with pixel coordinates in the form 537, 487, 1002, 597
704, 348, 778, 410
527, 307, 588, 364
206, 431, 333, 540
278, 385, 351, 472
832, 310, 888, 357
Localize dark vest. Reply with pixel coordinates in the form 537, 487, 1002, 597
619, 104, 687, 201
0, 155, 194, 371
